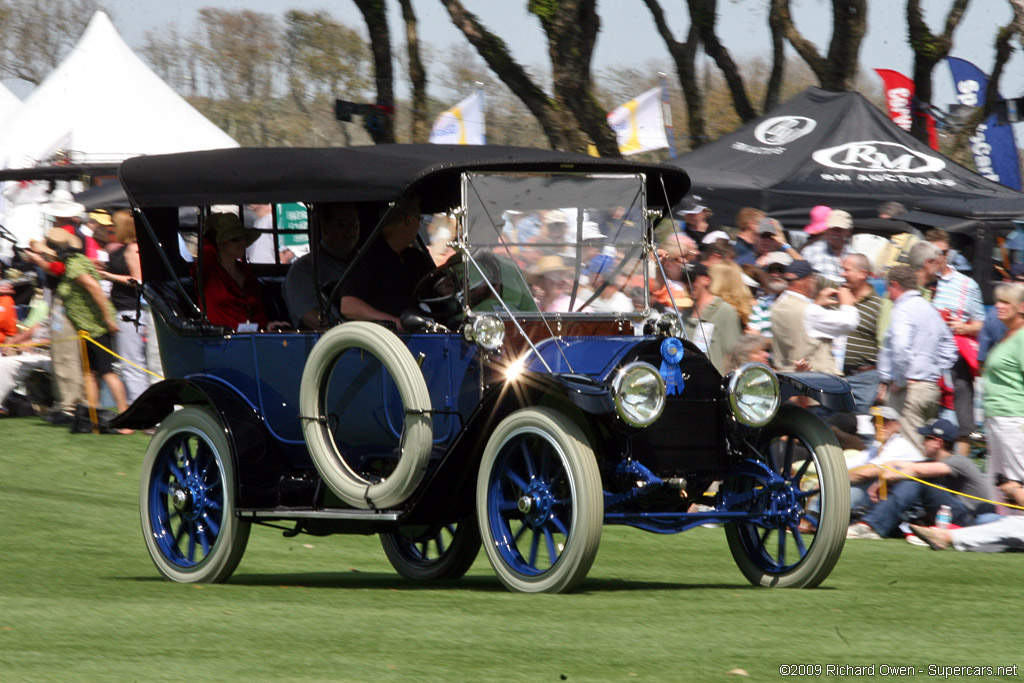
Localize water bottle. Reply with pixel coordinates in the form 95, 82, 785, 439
935, 505, 952, 529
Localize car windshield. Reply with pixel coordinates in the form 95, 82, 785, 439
460, 172, 649, 316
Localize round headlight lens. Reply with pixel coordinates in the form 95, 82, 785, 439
471, 315, 505, 351
613, 362, 666, 427
727, 362, 781, 427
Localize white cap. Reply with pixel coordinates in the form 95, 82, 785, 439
701, 230, 730, 245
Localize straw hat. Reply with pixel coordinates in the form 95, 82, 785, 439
205, 212, 261, 246
40, 189, 86, 218
532, 254, 570, 278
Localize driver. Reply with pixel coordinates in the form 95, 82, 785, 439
340, 194, 434, 331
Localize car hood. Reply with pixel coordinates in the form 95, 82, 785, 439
523, 336, 646, 383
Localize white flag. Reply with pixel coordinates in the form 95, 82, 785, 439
607, 87, 668, 155
429, 92, 485, 145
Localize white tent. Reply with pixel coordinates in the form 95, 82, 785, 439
0, 10, 237, 169
0, 82, 21, 127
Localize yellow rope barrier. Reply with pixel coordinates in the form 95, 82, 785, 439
77, 332, 165, 380
871, 462, 1024, 512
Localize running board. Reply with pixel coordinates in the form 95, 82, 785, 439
237, 507, 402, 522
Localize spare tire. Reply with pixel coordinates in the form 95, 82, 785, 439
300, 321, 433, 509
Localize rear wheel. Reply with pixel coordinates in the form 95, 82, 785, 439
380, 520, 481, 580
139, 407, 250, 583
476, 407, 602, 593
724, 405, 848, 588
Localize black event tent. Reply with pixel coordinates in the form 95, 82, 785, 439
669, 87, 1024, 228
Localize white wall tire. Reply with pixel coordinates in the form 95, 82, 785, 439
476, 407, 603, 593
139, 407, 250, 583
300, 321, 433, 509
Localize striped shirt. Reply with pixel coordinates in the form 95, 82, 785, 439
931, 268, 985, 323
843, 290, 884, 372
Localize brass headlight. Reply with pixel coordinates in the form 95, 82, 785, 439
726, 362, 780, 427
612, 362, 666, 428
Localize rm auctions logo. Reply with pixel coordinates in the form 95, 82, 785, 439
754, 116, 817, 145
812, 141, 946, 174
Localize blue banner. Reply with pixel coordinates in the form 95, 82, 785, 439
947, 56, 1021, 191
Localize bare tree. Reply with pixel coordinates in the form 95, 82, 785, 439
689, 0, 756, 122
440, 0, 616, 155
906, 0, 970, 143
283, 10, 370, 145
772, 0, 867, 91
0, 0, 97, 84
352, 0, 396, 144
192, 9, 281, 145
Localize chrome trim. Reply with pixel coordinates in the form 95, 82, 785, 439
238, 508, 402, 521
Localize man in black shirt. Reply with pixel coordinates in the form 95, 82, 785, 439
340, 195, 434, 331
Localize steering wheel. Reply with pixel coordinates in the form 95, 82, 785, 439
414, 253, 466, 322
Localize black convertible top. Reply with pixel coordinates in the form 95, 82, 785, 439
119, 144, 690, 210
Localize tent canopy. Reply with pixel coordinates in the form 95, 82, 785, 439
670, 87, 1024, 228
0, 11, 236, 168
0, 82, 20, 126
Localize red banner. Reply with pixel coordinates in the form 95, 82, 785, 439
875, 68, 939, 150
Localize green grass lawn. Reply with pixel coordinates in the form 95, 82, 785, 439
2, 417, 1022, 681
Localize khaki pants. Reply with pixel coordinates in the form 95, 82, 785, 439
50, 300, 84, 414
888, 380, 939, 455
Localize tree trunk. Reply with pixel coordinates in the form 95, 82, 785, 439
352, 0, 396, 144
774, 0, 866, 91
689, 0, 756, 122
530, 0, 621, 156
398, 0, 429, 143
641, 0, 706, 149
907, 0, 970, 144
440, 0, 581, 151
764, 1, 786, 111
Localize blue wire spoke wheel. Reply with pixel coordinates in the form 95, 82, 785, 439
724, 405, 848, 588
139, 407, 250, 583
379, 520, 481, 580
477, 407, 602, 593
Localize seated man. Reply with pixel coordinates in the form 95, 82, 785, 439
340, 195, 435, 331
847, 407, 924, 518
847, 418, 994, 539
284, 202, 360, 329
0, 288, 52, 412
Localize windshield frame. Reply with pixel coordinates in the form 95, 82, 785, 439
456, 170, 652, 321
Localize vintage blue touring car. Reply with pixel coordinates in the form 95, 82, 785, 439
114, 145, 851, 592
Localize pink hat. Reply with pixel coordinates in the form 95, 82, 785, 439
804, 205, 831, 235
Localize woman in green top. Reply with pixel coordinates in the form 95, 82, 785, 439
981, 282, 1024, 509
48, 230, 131, 420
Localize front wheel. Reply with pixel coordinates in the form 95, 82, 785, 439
724, 405, 848, 588
476, 407, 602, 593
139, 407, 250, 583
379, 520, 481, 580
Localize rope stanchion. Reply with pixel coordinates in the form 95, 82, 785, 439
78, 331, 99, 434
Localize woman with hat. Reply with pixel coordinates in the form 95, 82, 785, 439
35, 227, 131, 423
194, 212, 281, 332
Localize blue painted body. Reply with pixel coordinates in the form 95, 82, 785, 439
158, 328, 481, 469
525, 336, 642, 380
